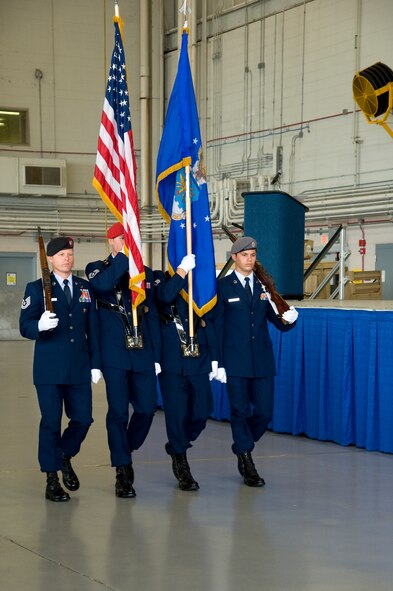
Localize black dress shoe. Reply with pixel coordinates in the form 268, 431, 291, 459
45, 472, 71, 502
237, 456, 245, 477
127, 463, 135, 484
61, 455, 80, 491
232, 444, 246, 477
237, 452, 265, 487
168, 449, 199, 492
115, 465, 136, 498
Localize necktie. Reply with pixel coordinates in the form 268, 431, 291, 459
63, 279, 72, 306
244, 277, 252, 302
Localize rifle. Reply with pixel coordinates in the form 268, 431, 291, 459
220, 224, 290, 319
37, 227, 54, 313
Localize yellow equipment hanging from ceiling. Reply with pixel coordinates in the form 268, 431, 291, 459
352, 62, 393, 138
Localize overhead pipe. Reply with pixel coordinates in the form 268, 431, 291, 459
302, 181, 393, 199
352, 0, 362, 186
200, 0, 208, 147
297, 186, 393, 204
242, 1, 252, 176
305, 204, 393, 222
2, 182, 392, 243
256, 1, 266, 175
304, 193, 393, 208
211, 10, 223, 179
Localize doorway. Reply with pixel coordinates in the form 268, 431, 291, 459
375, 243, 393, 300
0, 253, 36, 339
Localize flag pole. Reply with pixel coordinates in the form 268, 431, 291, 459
181, 2, 199, 357
121, 0, 140, 338
184, 162, 194, 342
114, 0, 143, 347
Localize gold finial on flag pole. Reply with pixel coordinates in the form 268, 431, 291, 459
113, 1, 123, 39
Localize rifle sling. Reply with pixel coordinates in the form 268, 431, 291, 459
171, 305, 187, 345
159, 304, 201, 346
97, 288, 143, 338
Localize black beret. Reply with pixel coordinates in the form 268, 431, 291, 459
46, 236, 74, 256
230, 236, 257, 254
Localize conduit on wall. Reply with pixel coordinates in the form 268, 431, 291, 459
1, 176, 393, 240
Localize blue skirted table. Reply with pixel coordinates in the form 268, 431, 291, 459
158, 307, 393, 454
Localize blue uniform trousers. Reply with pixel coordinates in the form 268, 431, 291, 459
35, 384, 93, 472
226, 376, 275, 454
103, 366, 157, 467
159, 371, 213, 455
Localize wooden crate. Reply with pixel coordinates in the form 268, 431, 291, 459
345, 270, 382, 300
304, 239, 314, 260
304, 261, 340, 299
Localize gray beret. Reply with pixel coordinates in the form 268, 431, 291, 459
230, 236, 257, 254
47, 236, 74, 256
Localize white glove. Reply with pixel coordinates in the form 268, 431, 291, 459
282, 306, 299, 324
215, 367, 227, 383
178, 254, 196, 273
91, 369, 102, 384
38, 311, 59, 331
155, 362, 162, 376
209, 360, 218, 381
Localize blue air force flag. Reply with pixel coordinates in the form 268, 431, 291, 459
155, 29, 216, 317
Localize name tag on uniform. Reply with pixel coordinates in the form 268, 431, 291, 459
228, 297, 240, 302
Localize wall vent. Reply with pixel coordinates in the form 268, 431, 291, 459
19, 158, 67, 195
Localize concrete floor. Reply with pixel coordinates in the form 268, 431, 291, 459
1, 339, 393, 591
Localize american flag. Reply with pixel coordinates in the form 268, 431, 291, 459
92, 17, 145, 307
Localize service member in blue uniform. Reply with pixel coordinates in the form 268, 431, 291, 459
19, 236, 102, 502
215, 236, 298, 487
85, 222, 161, 498
154, 254, 221, 491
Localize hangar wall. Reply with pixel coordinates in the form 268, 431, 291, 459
0, 0, 392, 317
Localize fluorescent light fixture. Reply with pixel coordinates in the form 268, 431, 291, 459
0, 110, 21, 116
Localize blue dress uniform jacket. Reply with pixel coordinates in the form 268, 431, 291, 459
85, 253, 161, 369
19, 274, 100, 472
85, 253, 160, 467
153, 270, 215, 455
215, 271, 294, 378
153, 271, 217, 375
20, 275, 101, 384
215, 270, 296, 454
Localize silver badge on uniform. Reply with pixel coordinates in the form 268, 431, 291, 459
21, 296, 31, 309
88, 269, 100, 279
